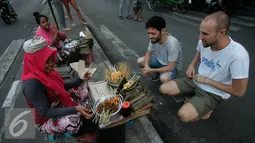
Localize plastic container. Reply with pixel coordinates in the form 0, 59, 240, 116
121, 101, 132, 117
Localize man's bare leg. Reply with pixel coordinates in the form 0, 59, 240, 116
159, 80, 181, 96
178, 103, 200, 122
160, 80, 214, 122
137, 56, 145, 67
160, 81, 199, 122
160, 73, 171, 83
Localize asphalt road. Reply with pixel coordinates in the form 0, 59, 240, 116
75, 0, 255, 142
0, 0, 45, 139
0, 0, 45, 57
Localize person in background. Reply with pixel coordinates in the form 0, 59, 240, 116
60, 0, 86, 26
132, 0, 143, 21
137, 16, 182, 83
119, 0, 132, 19
160, 11, 250, 122
21, 36, 97, 142
52, 0, 71, 31
34, 12, 68, 49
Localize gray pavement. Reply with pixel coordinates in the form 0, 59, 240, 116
74, 0, 255, 142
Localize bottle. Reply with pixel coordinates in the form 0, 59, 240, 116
121, 101, 132, 117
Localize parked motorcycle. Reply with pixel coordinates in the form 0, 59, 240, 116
204, 0, 221, 14
0, 0, 17, 24
147, 0, 188, 14
205, 0, 237, 15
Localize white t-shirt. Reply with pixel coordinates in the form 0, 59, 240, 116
148, 33, 183, 71
194, 38, 250, 99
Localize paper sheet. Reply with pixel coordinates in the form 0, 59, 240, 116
70, 60, 97, 79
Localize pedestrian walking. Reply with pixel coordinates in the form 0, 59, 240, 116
61, 0, 87, 26
52, 0, 71, 31
119, 0, 132, 19
132, 0, 144, 21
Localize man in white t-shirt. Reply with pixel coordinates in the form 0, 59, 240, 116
137, 16, 182, 83
160, 11, 250, 122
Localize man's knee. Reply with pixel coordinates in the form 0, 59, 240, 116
137, 57, 145, 67
160, 73, 171, 83
159, 81, 180, 95
177, 103, 199, 123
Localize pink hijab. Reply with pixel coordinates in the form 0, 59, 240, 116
21, 36, 75, 107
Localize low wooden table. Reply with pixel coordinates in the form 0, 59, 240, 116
88, 80, 152, 129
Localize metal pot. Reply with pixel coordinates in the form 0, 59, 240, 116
92, 94, 123, 118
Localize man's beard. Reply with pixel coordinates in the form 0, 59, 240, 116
150, 35, 161, 44
203, 42, 210, 47
202, 38, 218, 48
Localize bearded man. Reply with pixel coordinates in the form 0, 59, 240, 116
137, 16, 183, 83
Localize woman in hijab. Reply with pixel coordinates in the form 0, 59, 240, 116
21, 36, 97, 142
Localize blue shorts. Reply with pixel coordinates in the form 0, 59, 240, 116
149, 56, 177, 79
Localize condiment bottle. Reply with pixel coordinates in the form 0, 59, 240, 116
121, 101, 132, 117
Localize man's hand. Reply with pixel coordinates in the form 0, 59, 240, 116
194, 74, 207, 84
186, 65, 196, 78
76, 106, 93, 119
142, 66, 153, 76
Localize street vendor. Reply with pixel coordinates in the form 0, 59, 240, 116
160, 11, 250, 122
137, 16, 183, 83
33, 12, 68, 49
21, 36, 97, 142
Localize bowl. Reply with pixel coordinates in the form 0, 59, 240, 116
122, 79, 139, 92
92, 94, 123, 117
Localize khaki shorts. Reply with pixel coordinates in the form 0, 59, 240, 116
174, 77, 223, 118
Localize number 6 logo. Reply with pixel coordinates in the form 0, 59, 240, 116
9, 111, 31, 137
